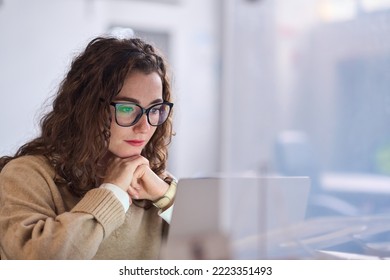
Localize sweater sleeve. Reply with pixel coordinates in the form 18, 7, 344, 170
0, 157, 126, 260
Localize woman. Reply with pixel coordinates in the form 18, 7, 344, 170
0, 36, 176, 259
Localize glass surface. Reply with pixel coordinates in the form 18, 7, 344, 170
112, 102, 172, 127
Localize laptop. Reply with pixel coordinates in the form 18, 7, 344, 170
160, 176, 310, 259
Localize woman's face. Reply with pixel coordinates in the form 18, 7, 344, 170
108, 70, 163, 158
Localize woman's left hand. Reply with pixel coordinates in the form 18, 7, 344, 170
128, 158, 169, 201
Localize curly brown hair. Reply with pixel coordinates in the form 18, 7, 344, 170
0, 36, 174, 196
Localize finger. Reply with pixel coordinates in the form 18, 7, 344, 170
120, 156, 149, 175
130, 180, 142, 190
133, 164, 149, 181
128, 188, 139, 200
104, 156, 149, 192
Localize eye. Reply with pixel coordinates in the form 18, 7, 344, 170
117, 105, 135, 113
150, 107, 161, 114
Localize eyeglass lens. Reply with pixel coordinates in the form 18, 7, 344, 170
115, 103, 171, 126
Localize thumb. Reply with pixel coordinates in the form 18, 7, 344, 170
133, 164, 148, 180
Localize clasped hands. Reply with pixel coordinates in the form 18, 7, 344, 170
103, 155, 169, 204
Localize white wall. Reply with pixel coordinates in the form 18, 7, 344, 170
0, 0, 220, 178
0, 0, 106, 155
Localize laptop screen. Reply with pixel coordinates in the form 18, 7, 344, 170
161, 176, 310, 259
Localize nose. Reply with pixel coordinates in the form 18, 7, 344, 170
133, 113, 150, 133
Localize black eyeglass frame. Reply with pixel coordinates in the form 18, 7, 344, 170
110, 101, 174, 127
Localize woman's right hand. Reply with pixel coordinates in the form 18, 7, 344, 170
103, 155, 149, 193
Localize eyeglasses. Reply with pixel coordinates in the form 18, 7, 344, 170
110, 101, 173, 127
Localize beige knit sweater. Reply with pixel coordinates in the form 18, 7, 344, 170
0, 155, 168, 260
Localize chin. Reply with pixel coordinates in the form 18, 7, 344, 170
117, 149, 143, 158
108, 144, 144, 159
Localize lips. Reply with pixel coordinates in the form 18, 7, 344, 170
125, 140, 145, 147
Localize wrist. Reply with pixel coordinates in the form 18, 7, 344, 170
153, 179, 177, 210
154, 180, 169, 201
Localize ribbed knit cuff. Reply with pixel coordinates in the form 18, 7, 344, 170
71, 188, 126, 238
100, 183, 130, 212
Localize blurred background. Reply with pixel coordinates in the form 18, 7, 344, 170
1, 0, 390, 219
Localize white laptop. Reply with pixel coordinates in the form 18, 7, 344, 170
160, 176, 310, 260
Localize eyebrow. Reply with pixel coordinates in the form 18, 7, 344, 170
113, 97, 164, 105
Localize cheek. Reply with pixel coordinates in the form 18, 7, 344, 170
109, 121, 118, 139
147, 127, 158, 140
108, 120, 126, 145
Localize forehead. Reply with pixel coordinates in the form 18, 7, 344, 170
115, 71, 163, 104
